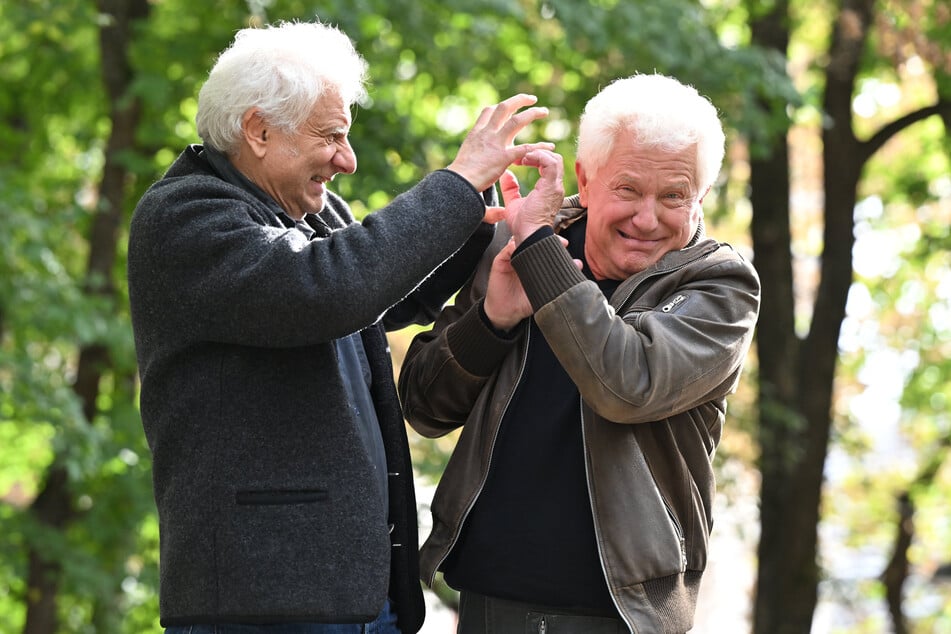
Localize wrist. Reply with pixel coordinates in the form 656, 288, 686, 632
479, 300, 520, 337
513, 223, 550, 244
513, 225, 555, 255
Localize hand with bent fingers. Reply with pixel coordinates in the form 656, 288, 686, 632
483, 150, 578, 331
498, 148, 565, 244
447, 94, 554, 194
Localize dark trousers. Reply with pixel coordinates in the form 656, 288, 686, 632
456, 591, 627, 634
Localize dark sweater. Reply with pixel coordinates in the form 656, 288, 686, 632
443, 220, 620, 615
128, 145, 492, 630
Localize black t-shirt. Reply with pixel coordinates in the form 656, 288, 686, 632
442, 220, 621, 615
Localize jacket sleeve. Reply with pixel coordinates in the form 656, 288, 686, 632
382, 221, 494, 331
513, 234, 761, 424
397, 227, 520, 437
128, 170, 487, 349
382, 184, 499, 331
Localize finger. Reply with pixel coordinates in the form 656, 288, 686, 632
518, 148, 562, 170
498, 170, 522, 207
510, 143, 557, 165
537, 151, 565, 181
483, 205, 506, 224
471, 103, 498, 130
487, 94, 539, 128
492, 238, 518, 267
500, 107, 550, 146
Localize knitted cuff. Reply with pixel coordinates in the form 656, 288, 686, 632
445, 300, 521, 377
511, 234, 587, 311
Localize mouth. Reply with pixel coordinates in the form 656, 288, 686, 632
617, 229, 655, 243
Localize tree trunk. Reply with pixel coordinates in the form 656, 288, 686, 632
747, 2, 810, 633
749, 0, 937, 631
881, 434, 951, 633
21, 1, 150, 632
23, 468, 72, 634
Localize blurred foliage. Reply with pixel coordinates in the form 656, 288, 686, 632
0, 0, 947, 631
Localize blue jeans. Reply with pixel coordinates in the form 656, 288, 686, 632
164, 600, 400, 634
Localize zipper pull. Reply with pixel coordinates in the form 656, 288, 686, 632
539, 616, 547, 634
662, 294, 687, 312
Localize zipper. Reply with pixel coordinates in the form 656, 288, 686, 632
661, 294, 687, 313
661, 495, 688, 572
427, 323, 533, 585
538, 616, 547, 634
581, 403, 637, 634
582, 403, 687, 633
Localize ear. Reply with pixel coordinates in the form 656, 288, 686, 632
241, 108, 268, 158
575, 161, 590, 208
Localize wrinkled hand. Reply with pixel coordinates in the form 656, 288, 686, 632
498, 149, 565, 243
483, 232, 583, 331
483, 238, 533, 332
447, 94, 555, 194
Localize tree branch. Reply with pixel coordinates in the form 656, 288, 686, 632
861, 98, 951, 163
879, 432, 951, 634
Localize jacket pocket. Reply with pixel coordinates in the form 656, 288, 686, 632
235, 489, 328, 505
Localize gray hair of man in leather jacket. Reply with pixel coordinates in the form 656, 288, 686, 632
573, 73, 727, 280
576, 73, 726, 200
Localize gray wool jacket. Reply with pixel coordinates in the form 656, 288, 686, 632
127, 145, 493, 631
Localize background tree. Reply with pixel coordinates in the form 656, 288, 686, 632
1, 0, 947, 632
0, 1, 788, 630
743, 0, 951, 632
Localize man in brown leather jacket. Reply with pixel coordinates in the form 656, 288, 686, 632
398, 74, 761, 634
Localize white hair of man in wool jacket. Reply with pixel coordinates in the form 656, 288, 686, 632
196, 19, 368, 156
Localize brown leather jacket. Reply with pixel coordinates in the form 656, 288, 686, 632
398, 200, 760, 633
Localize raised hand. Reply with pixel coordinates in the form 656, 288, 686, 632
499, 149, 565, 243
447, 94, 555, 193
483, 238, 533, 332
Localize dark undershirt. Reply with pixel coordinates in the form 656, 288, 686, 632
443, 219, 621, 615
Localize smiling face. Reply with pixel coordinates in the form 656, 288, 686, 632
237, 90, 356, 220
578, 131, 703, 281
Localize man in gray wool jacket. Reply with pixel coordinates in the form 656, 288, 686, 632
127, 18, 554, 634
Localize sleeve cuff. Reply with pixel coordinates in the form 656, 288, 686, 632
511, 233, 588, 311
446, 300, 522, 377
513, 226, 555, 256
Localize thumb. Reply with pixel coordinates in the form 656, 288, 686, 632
498, 170, 522, 207
483, 206, 506, 224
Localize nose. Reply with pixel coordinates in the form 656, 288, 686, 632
334, 139, 357, 175
629, 198, 660, 232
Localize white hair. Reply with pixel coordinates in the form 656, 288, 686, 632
196, 19, 368, 155
577, 74, 725, 195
